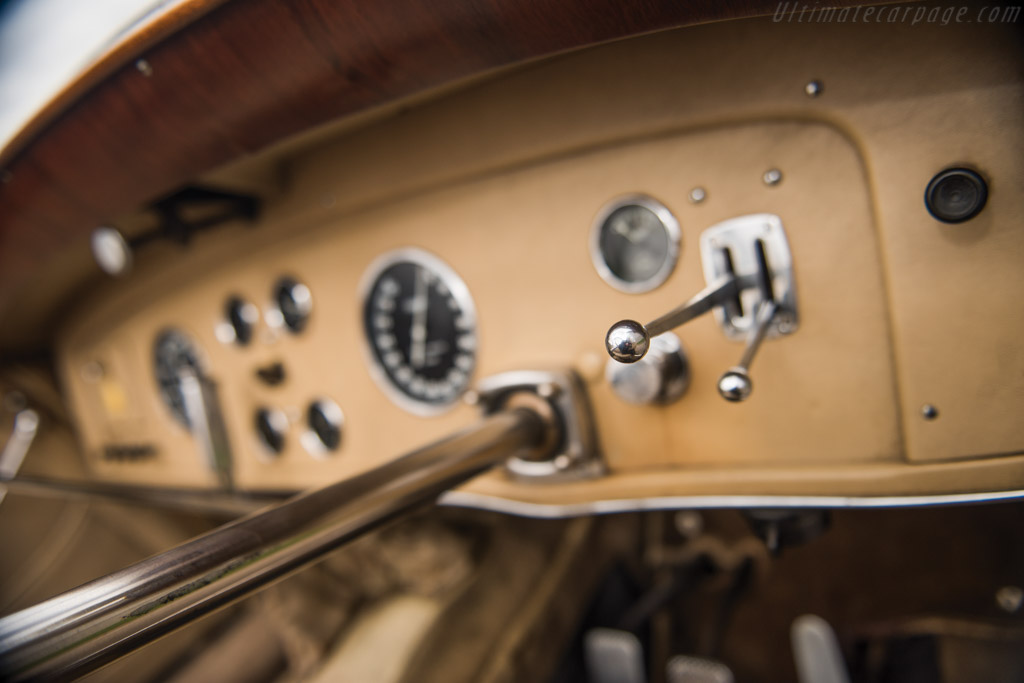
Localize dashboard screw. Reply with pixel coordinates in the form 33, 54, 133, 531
688, 187, 707, 204
136, 59, 153, 77
804, 80, 824, 97
763, 168, 783, 187
921, 404, 939, 420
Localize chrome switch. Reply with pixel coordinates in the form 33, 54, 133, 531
606, 332, 690, 405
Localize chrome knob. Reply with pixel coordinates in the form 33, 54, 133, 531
605, 275, 753, 365
605, 320, 650, 363
606, 333, 689, 405
717, 300, 777, 402
717, 368, 752, 402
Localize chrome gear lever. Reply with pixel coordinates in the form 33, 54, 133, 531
717, 299, 777, 401
605, 274, 756, 364
605, 213, 798, 402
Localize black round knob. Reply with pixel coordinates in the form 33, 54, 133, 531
307, 400, 343, 452
255, 408, 287, 454
225, 296, 257, 345
924, 167, 988, 224
273, 276, 312, 333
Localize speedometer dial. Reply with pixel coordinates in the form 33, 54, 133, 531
361, 249, 477, 414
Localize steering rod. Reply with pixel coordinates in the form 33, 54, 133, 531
0, 404, 554, 683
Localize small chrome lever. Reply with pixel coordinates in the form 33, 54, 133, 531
717, 299, 777, 402
605, 274, 756, 364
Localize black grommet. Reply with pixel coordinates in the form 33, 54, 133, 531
924, 167, 988, 223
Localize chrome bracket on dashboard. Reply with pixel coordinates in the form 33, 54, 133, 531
473, 369, 604, 482
699, 213, 798, 341
179, 369, 234, 490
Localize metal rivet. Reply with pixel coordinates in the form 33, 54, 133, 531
805, 80, 824, 97
135, 59, 153, 77
763, 169, 783, 187
997, 586, 1023, 613
921, 404, 939, 420
688, 187, 707, 204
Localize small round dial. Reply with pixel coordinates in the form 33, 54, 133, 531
153, 329, 203, 428
591, 196, 680, 293
362, 249, 477, 414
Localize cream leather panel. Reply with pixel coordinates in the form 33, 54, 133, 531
57, 15, 1024, 500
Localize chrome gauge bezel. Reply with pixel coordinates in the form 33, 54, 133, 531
359, 247, 478, 416
589, 194, 681, 294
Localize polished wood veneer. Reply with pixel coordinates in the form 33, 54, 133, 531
0, 0, 880, 334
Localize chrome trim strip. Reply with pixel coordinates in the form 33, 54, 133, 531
439, 489, 1024, 519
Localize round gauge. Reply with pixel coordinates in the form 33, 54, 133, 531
590, 195, 681, 293
153, 329, 203, 428
361, 248, 477, 414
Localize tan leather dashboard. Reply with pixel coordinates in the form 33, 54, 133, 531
55, 15, 1024, 508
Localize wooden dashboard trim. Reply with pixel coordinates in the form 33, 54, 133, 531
0, 0, 881, 331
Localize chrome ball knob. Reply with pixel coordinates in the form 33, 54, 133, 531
605, 320, 650, 363
717, 368, 752, 402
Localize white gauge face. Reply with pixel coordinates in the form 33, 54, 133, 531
591, 195, 681, 293
361, 249, 477, 414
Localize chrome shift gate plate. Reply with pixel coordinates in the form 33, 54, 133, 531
699, 213, 798, 341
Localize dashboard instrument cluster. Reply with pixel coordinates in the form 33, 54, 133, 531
53, 16, 1024, 510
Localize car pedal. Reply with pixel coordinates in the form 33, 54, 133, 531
666, 655, 734, 683
584, 627, 646, 683
791, 614, 850, 683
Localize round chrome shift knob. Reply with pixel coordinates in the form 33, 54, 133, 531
605, 320, 650, 363
717, 368, 753, 402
